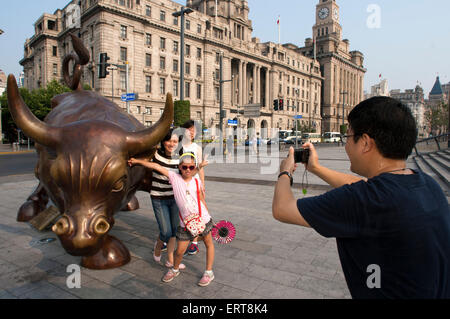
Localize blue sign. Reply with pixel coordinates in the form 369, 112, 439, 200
228, 119, 238, 126
293, 115, 303, 119
121, 93, 136, 102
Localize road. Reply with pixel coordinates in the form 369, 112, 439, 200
0, 152, 37, 177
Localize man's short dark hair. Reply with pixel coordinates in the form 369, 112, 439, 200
348, 97, 417, 160
181, 120, 195, 129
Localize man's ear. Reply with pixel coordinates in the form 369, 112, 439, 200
361, 133, 375, 153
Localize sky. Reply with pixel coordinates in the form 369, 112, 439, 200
1, 0, 449, 96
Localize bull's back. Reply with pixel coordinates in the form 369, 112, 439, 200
45, 90, 143, 132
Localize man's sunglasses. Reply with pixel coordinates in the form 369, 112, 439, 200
181, 165, 196, 171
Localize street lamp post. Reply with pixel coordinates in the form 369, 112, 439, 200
218, 52, 233, 154
173, 6, 193, 101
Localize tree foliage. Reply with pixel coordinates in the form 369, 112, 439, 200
425, 102, 449, 135
1, 80, 74, 142
174, 100, 191, 127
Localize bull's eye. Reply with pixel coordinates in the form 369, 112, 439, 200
112, 178, 125, 193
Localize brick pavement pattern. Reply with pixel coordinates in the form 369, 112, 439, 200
0, 146, 372, 299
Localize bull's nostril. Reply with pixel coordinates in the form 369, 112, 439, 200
94, 218, 110, 235
52, 216, 69, 235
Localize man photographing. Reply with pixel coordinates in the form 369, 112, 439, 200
272, 96, 450, 299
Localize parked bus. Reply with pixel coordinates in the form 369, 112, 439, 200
323, 132, 341, 143
302, 133, 321, 144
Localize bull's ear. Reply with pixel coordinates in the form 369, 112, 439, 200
126, 93, 173, 156
7, 74, 61, 147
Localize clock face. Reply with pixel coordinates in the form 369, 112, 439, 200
318, 7, 329, 20
333, 8, 339, 20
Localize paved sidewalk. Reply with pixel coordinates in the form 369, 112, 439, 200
0, 146, 361, 299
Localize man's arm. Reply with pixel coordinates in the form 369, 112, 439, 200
304, 142, 363, 188
272, 147, 311, 227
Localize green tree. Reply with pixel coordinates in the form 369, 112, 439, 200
1, 80, 74, 143
425, 102, 448, 135
174, 100, 191, 127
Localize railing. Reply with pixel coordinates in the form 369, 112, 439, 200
414, 133, 449, 156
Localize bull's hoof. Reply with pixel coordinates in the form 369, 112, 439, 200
122, 195, 139, 211
80, 235, 130, 270
17, 200, 39, 222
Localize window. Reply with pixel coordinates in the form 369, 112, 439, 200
213, 27, 223, 39
120, 71, 126, 90
196, 48, 202, 59
160, 10, 166, 22
145, 54, 151, 67
160, 37, 166, 49
173, 16, 178, 26
196, 111, 202, 119
173, 41, 179, 53
196, 65, 202, 77
52, 46, 57, 57
120, 25, 127, 38
160, 57, 166, 70
196, 84, 202, 99
215, 52, 220, 63
145, 107, 151, 114
160, 78, 166, 94
185, 82, 190, 98
145, 33, 151, 45
185, 44, 190, 56
173, 59, 178, 72
145, 76, 151, 93
146, 5, 151, 16
185, 62, 190, 75
186, 20, 190, 30
136, 106, 141, 114
120, 47, 127, 61
215, 69, 220, 81
215, 87, 219, 101
145, 121, 152, 127
53, 63, 58, 75
173, 80, 179, 97
197, 24, 202, 34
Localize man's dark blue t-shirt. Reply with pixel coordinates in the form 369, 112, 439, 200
297, 170, 450, 299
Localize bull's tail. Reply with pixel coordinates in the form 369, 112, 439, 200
63, 34, 90, 91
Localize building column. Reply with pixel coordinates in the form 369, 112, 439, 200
252, 64, 257, 104
243, 61, 247, 105
256, 66, 261, 104
239, 60, 243, 106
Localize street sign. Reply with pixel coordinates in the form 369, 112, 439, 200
228, 119, 238, 126
294, 115, 303, 119
121, 93, 136, 102
243, 104, 261, 118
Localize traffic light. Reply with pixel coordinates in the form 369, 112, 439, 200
279, 99, 284, 111
98, 53, 110, 78
273, 99, 279, 111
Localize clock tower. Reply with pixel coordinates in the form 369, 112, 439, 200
313, 0, 342, 42
299, 0, 366, 133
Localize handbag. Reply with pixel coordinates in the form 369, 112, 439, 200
179, 179, 206, 237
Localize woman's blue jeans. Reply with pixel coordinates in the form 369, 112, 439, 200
151, 197, 179, 243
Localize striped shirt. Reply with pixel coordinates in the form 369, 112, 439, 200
150, 149, 179, 200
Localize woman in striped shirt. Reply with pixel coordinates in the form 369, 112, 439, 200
148, 129, 185, 269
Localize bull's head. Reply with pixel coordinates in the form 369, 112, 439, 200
7, 75, 173, 256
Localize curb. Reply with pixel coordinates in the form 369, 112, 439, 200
0, 150, 36, 155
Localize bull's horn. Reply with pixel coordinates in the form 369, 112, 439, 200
7, 75, 61, 147
126, 93, 174, 155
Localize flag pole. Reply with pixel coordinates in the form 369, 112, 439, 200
278, 15, 281, 44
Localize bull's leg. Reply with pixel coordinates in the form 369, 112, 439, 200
80, 235, 131, 270
17, 182, 49, 222
121, 194, 140, 211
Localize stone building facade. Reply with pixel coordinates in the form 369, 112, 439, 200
20, 0, 370, 137
298, 0, 366, 133
390, 85, 427, 138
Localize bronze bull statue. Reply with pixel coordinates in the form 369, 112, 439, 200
7, 34, 173, 269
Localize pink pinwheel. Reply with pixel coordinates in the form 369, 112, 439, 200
212, 220, 236, 244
